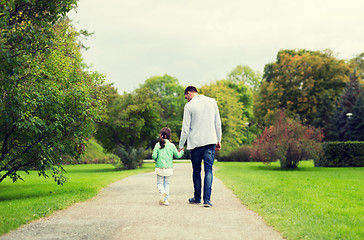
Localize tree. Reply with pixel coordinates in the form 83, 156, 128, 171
0, 0, 77, 76
224, 80, 254, 121
347, 92, 364, 141
312, 92, 338, 141
227, 65, 262, 93
255, 49, 350, 127
254, 81, 284, 126
251, 110, 324, 169
350, 52, 364, 84
139, 74, 185, 143
225, 77, 260, 143
200, 80, 246, 157
333, 72, 363, 141
95, 87, 162, 169
1, 1, 105, 184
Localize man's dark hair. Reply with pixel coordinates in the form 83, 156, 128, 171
184, 86, 198, 95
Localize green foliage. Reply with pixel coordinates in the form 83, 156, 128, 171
94, 86, 161, 170
0, 0, 77, 66
313, 92, 338, 141
332, 73, 364, 141
112, 145, 146, 170
224, 78, 260, 144
251, 110, 324, 169
349, 52, 364, 82
316, 141, 364, 167
95, 76, 185, 170
217, 145, 253, 162
0, 1, 106, 184
255, 49, 350, 126
95, 87, 161, 152
227, 65, 262, 93
224, 80, 254, 122
347, 92, 364, 140
0, 164, 154, 235
139, 74, 185, 143
215, 161, 364, 240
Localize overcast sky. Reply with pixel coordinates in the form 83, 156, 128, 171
68, 0, 364, 93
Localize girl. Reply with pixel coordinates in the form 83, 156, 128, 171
152, 127, 184, 206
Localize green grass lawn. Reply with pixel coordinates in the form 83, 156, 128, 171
0, 163, 154, 236
215, 161, 364, 240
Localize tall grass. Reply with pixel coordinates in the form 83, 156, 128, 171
0, 164, 154, 236
215, 161, 364, 240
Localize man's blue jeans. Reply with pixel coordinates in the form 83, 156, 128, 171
190, 144, 216, 203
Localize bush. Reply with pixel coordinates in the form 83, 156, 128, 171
217, 145, 253, 162
113, 145, 146, 170
251, 110, 324, 169
315, 141, 364, 167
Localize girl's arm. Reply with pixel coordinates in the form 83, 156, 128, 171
173, 144, 184, 159
152, 143, 159, 161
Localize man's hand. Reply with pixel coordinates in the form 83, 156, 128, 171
215, 142, 221, 151
178, 148, 184, 152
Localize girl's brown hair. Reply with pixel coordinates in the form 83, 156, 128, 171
159, 127, 171, 149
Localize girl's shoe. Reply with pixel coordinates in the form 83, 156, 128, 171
163, 200, 169, 206
159, 192, 167, 205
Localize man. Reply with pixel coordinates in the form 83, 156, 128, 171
179, 86, 222, 207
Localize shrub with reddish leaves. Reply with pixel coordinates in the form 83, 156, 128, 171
251, 110, 324, 169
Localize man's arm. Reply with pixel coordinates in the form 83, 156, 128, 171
179, 105, 191, 149
214, 101, 222, 149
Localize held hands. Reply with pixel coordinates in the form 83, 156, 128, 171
178, 148, 184, 152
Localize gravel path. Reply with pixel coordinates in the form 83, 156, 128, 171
1, 163, 283, 240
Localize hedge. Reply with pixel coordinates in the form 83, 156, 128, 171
217, 145, 253, 162
315, 141, 364, 167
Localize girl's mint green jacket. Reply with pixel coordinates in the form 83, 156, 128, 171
152, 140, 184, 168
